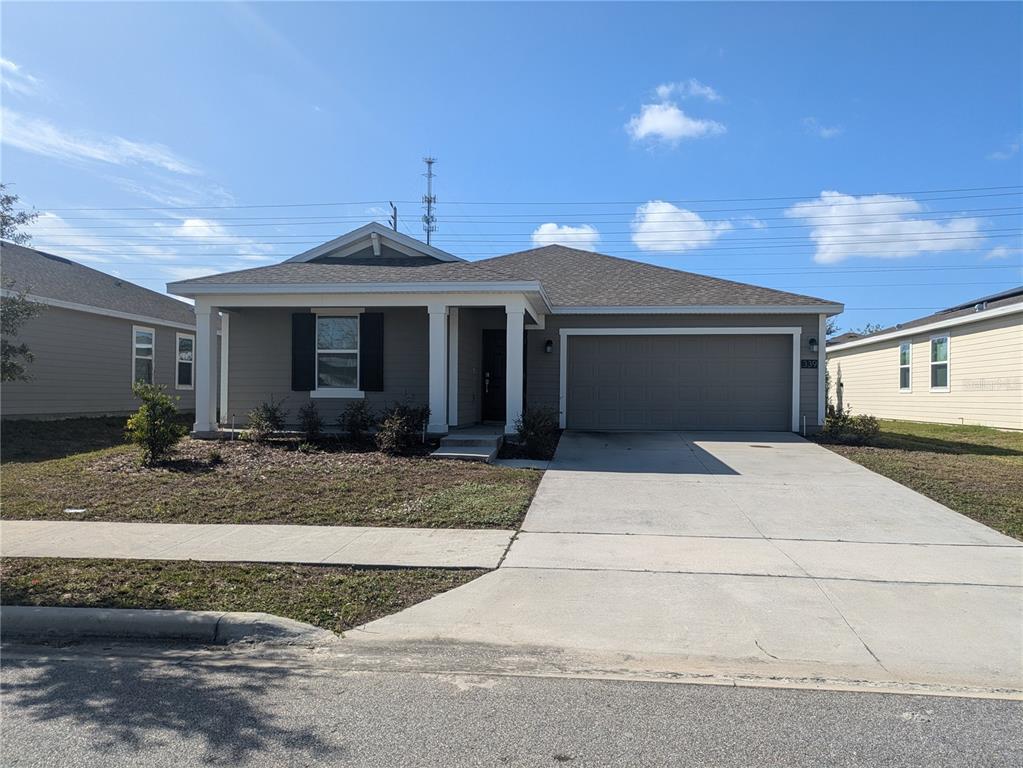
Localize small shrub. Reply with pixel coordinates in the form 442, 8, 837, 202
247, 396, 287, 442
298, 401, 323, 441
821, 404, 880, 445
208, 448, 224, 465
339, 400, 376, 444
125, 382, 187, 466
514, 407, 560, 459
296, 441, 317, 454
376, 403, 430, 456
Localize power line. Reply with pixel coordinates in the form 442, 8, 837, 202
19, 184, 1022, 212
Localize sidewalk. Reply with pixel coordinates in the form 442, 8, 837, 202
0, 520, 513, 569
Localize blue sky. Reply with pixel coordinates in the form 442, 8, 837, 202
2, 1, 1021, 330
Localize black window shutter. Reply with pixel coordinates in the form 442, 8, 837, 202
359, 312, 384, 392
291, 313, 316, 391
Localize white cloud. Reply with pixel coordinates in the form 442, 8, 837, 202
531, 223, 600, 251
655, 79, 721, 102
784, 191, 983, 264
170, 217, 276, 258
0, 58, 40, 96
803, 117, 843, 139
984, 245, 1021, 261
1, 108, 201, 175
988, 136, 1020, 161
630, 201, 732, 252
626, 103, 726, 144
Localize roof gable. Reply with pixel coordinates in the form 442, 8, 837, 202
285, 222, 462, 264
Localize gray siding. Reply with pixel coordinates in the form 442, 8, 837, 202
525, 313, 823, 430
225, 306, 429, 427
1, 305, 197, 419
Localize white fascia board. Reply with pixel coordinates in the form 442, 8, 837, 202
827, 302, 1023, 352
167, 280, 545, 297
551, 304, 844, 315
558, 326, 803, 337
167, 289, 552, 314
284, 222, 462, 263
2, 290, 196, 331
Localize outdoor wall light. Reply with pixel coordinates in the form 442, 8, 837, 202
544, 339, 554, 354
808, 337, 819, 353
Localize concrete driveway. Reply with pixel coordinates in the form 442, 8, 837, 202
353, 432, 1023, 695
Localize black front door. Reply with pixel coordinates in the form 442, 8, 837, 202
481, 329, 506, 422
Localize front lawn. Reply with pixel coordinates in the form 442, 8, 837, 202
1, 418, 541, 529
0, 558, 482, 634
820, 419, 1023, 540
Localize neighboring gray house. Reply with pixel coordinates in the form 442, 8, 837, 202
1, 242, 204, 419
168, 222, 843, 436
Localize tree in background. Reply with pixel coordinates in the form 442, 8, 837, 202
1, 183, 38, 245
1, 183, 43, 380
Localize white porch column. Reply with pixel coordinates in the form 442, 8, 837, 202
817, 313, 826, 428
447, 307, 460, 428
193, 300, 219, 434
427, 304, 449, 434
505, 305, 525, 435
791, 329, 802, 433
219, 312, 230, 424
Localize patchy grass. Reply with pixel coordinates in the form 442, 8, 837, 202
820, 419, 1023, 540
1, 419, 541, 529
0, 558, 483, 635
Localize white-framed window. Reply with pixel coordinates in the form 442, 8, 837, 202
898, 341, 912, 392
930, 334, 950, 391
132, 326, 155, 385
314, 314, 360, 395
175, 333, 194, 390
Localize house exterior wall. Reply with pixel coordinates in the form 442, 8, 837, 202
225, 306, 429, 427
1, 305, 198, 419
524, 313, 823, 431
827, 312, 1023, 430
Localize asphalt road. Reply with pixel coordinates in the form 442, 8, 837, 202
1, 644, 1020, 767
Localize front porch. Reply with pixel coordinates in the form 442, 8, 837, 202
189, 295, 547, 438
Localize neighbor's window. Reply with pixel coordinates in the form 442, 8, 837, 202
930, 335, 949, 391
899, 341, 911, 392
176, 333, 194, 389
316, 315, 359, 389
132, 326, 155, 385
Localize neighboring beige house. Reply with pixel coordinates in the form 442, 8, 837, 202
827, 288, 1023, 430
168, 223, 843, 436
1, 242, 211, 419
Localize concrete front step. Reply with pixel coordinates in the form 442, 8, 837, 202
430, 444, 500, 463
441, 436, 502, 449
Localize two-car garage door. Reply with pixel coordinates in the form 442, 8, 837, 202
565, 334, 792, 431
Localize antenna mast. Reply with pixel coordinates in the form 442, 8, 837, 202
422, 157, 437, 245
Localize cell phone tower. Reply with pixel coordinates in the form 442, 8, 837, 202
422, 156, 437, 245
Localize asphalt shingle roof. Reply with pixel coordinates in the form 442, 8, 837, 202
172, 243, 839, 309
828, 287, 1023, 346
1, 241, 197, 326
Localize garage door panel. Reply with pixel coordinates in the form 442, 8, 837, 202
566, 334, 791, 431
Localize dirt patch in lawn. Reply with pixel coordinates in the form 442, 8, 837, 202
820, 420, 1023, 541
2, 436, 541, 529
1, 558, 484, 635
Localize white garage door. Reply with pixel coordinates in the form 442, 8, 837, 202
565, 334, 792, 431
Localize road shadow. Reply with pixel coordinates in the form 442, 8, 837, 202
551, 432, 739, 475
2, 650, 338, 764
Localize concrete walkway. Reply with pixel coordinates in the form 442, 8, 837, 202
351, 431, 1023, 694
0, 520, 514, 569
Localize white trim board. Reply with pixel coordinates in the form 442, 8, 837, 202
828, 302, 1023, 352
1, 290, 196, 332
284, 222, 462, 264
553, 304, 843, 315
557, 327, 803, 432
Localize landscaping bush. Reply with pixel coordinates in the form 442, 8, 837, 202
820, 404, 880, 445
298, 401, 323, 442
514, 407, 560, 459
125, 382, 188, 466
375, 403, 430, 456
339, 400, 376, 444
246, 396, 288, 442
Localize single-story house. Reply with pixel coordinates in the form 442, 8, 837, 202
1, 241, 212, 419
167, 222, 843, 436
827, 287, 1023, 430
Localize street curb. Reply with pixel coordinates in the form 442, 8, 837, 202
0, 606, 339, 646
